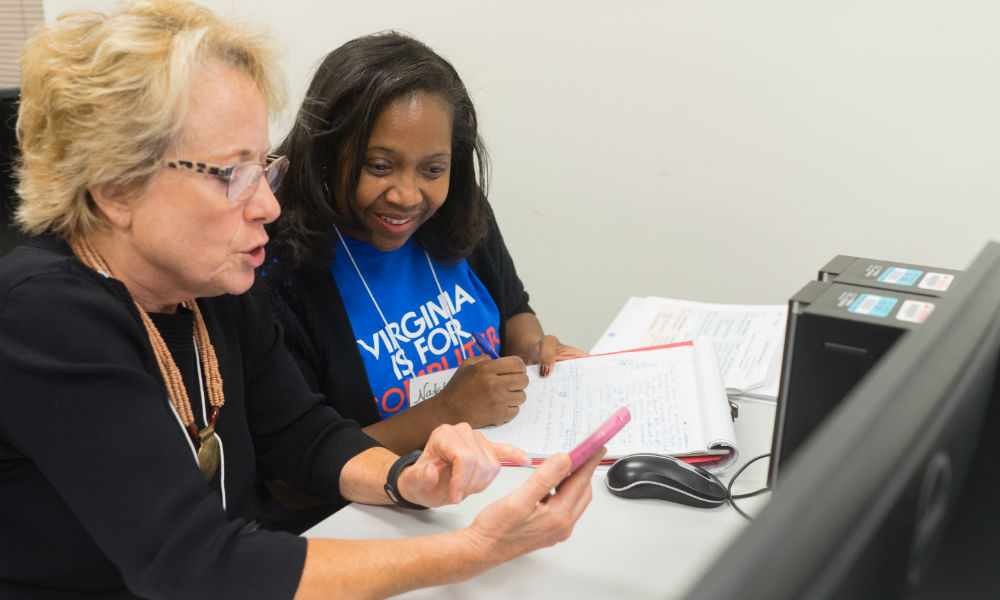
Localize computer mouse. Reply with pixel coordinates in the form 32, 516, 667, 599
605, 453, 728, 508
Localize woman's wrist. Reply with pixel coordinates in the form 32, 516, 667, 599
503, 313, 545, 361
385, 450, 428, 510
449, 527, 502, 577
428, 384, 462, 422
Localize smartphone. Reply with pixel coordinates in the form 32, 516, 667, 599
568, 406, 631, 473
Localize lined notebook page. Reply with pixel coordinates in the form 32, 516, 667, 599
479, 343, 706, 458
406, 340, 738, 469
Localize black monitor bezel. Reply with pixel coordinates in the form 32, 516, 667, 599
687, 241, 1000, 598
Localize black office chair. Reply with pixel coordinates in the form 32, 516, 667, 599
1, 87, 27, 257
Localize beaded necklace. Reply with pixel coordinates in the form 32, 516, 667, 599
70, 238, 224, 481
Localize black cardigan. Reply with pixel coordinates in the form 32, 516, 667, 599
0, 236, 380, 599
256, 206, 533, 428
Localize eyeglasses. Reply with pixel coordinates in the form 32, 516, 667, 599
161, 154, 289, 204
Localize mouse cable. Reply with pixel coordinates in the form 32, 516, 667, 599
726, 453, 771, 520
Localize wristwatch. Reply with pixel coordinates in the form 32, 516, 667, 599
384, 449, 429, 510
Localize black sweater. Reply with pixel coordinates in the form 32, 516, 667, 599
0, 236, 380, 599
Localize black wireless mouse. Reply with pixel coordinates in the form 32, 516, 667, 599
605, 453, 728, 508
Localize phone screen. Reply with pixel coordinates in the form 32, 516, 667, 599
568, 406, 631, 473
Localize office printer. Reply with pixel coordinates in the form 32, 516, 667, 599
769, 256, 962, 483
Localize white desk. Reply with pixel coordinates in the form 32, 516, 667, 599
306, 398, 775, 599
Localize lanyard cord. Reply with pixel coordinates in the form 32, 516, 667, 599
332, 226, 469, 364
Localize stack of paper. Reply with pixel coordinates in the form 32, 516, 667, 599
591, 296, 787, 401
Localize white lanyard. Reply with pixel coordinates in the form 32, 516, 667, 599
162, 331, 227, 510
332, 225, 469, 366
192, 338, 227, 510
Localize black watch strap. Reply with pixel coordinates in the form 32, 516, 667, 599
384, 450, 429, 510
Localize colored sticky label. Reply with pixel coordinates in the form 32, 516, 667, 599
918, 272, 954, 292
878, 267, 923, 286
849, 294, 898, 318
896, 300, 936, 324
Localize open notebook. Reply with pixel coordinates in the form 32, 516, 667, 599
405, 339, 739, 472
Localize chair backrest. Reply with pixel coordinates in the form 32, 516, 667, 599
1, 87, 26, 257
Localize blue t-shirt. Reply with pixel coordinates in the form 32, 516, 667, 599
331, 235, 501, 419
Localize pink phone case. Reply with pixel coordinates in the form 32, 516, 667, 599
568, 406, 631, 472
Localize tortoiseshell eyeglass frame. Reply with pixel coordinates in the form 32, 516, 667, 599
161, 154, 289, 204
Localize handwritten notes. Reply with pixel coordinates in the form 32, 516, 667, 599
407, 340, 738, 471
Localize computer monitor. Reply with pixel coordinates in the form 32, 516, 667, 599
686, 241, 1000, 599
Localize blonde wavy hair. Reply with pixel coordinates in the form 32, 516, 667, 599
14, 0, 286, 239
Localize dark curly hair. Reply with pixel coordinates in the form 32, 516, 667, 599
270, 31, 490, 267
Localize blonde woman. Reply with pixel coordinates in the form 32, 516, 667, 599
0, 1, 600, 598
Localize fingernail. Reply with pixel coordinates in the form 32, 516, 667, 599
540, 365, 550, 377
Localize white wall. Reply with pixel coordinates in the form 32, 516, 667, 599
44, 0, 1000, 348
